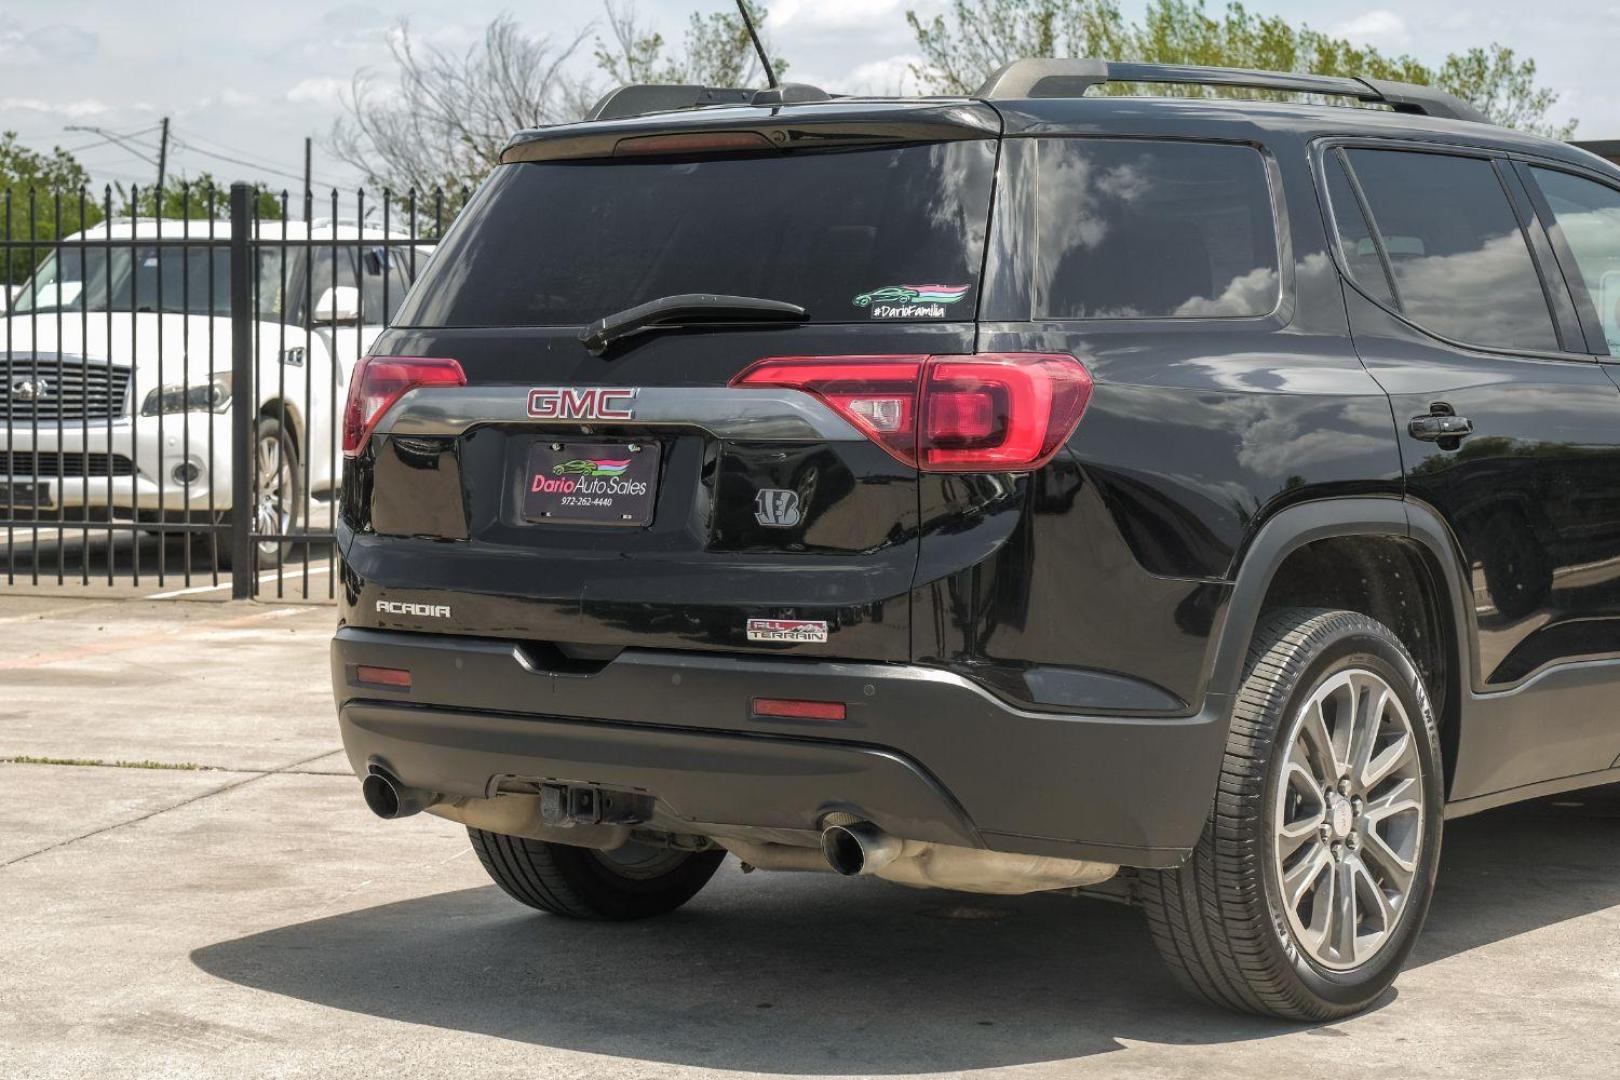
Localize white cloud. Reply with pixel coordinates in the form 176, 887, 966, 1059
0, 96, 110, 118
286, 77, 347, 105
1330, 11, 1411, 48
0, 21, 99, 64
845, 55, 922, 95
775, 0, 910, 31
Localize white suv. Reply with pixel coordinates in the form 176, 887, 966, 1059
1, 219, 431, 565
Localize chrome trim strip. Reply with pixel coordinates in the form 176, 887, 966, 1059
375, 386, 867, 442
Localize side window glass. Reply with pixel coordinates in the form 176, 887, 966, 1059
1033, 139, 1280, 319
309, 247, 358, 322
1345, 148, 1559, 353
358, 247, 409, 325
1323, 154, 1395, 306
1530, 167, 1620, 356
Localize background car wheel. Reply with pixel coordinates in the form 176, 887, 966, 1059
468, 827, 726, 921
1136, 607, 1445, 1020
216, 417, 302, 572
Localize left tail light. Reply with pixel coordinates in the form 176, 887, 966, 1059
342, 356, 466, 456
731, 353, 1092, 472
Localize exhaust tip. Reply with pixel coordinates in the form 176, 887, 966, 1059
821, 825, 866, 875
820, 821, 902, 876
362, 767, 438, 820
362, 771, 404, 819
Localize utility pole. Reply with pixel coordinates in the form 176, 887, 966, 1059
156, 116, 170, 199
303, 137, 313, 223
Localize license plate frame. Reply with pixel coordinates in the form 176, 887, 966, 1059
0, 481, 52, 511
521, 441, 661, 527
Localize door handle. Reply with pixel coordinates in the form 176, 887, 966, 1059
1408, 412, 1473, 442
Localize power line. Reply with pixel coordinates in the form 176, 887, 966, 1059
173, 129, 304, 174
168, 133, 342, 189
62, 125, 161, 168
57, 123, 163, 155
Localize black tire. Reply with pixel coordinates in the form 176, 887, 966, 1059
469, 827, 726, 921
1137, 608, 1445, 1020
217, 416, 302, 572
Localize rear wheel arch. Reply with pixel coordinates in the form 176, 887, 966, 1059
1212, 498, 1473, 796
257, 399, 303, 459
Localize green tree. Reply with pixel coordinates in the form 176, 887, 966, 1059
595, 1, 786, 88
1439, 45, 1569, 138
114, 172, 282, 221
0, 132, 104, 285
907, 0, 1575, 138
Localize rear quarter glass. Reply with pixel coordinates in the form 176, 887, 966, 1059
1030, 139, 1281, 320
392, 141, 996, 328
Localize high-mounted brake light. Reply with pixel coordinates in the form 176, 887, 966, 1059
342, 355, 466, 456
614, 131, 776, 156
731, 353, 1091, 472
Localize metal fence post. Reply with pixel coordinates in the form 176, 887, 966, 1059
229, 184, 253, 598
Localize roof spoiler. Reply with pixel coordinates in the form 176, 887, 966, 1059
588, 82, 834, 122
974, 58, 1490, 124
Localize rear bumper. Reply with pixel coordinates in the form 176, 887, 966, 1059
332, 627, 1231, 868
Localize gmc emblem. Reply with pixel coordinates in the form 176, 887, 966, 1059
528, 386, 638, 421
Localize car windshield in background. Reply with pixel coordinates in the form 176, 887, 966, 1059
10, 245, 286, 319
1032, 139, 1281, 319
394, 141, 997, 328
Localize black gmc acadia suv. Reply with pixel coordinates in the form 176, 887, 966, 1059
331, 59, 1620, 1020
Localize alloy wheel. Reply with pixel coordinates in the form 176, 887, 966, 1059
1271, 667, 1426, 971
253, 431, 293, 559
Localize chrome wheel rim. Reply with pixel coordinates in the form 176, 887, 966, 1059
1271, 667, 1425, 971
254, 434, 292, 558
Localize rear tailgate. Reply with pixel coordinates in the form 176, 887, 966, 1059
340, 108, 1000, 663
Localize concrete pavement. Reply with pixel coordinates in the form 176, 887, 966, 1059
3, 595, 1620, 1078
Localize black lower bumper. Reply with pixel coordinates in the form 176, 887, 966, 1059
332, 628, 1231, 868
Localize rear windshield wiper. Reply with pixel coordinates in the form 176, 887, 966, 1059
581, 293, 807, 355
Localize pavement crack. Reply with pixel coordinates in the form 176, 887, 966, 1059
0, 749, 338, 870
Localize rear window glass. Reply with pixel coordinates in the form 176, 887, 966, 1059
1033, 139, 1280, 319
1323, 152, 1396, 306
395, 141, 996, 328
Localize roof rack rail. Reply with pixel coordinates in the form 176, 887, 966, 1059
588, 82, 833, 122
974, 58, 1490, 124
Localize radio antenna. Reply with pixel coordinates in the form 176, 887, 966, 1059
735, 0, 778, 89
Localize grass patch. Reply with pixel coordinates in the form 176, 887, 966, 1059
1, 755, 205, 771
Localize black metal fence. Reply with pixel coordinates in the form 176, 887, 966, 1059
1, 182, 450, 600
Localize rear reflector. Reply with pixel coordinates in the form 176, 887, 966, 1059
355, 665, 412, 689
342, 356, 467, 456
751, 698, 847, 721
731, 353, 1091, 472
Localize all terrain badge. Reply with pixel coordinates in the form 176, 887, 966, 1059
853, 283, 970, 319
746, 618, 829, 643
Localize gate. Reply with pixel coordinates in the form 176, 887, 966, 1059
0, 181, 450, 600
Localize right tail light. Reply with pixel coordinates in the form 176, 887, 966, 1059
731, 352, 1091, 472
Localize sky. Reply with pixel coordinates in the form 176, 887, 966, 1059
3, 0, 1617, 194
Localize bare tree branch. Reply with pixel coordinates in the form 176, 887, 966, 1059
328, 15, 592, 198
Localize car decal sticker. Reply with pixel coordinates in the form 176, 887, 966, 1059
853, 283, 971, 318
551, 458, 632, 478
